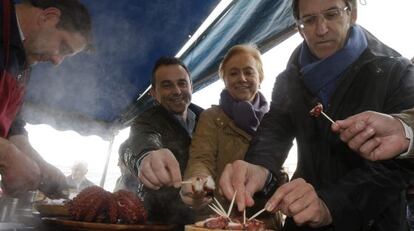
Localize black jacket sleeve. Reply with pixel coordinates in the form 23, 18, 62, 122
244, 68, 296, 175
119, 110, 164, 176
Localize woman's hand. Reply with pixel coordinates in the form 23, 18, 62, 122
180, 175, 215, 208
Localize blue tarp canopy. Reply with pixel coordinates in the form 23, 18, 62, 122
21, 0, 295, 140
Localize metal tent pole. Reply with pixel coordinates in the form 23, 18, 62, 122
99, 134, 115, 187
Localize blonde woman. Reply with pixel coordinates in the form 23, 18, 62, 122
181, 44, 283, 229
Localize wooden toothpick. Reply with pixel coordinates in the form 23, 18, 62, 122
321, 111, 335, 124
248, 208, 266, 221
227, 190, 237, 217
214, 197, 227, 215
243, 209, 246, 225
208, 205, 227, 217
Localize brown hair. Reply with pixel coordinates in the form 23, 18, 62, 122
219, 44, 264, 83
151, 56, 191, 88
23, 0, 93, 51
292, 0, 357, 19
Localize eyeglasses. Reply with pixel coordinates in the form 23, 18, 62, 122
296, 6, 349, 30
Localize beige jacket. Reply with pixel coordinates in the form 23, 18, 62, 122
394, 108, 414, 157
185, 105, 251, 180
395, 108, 414, 128
184, 106, 282, 229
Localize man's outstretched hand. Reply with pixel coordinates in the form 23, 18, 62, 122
332, 111, 409, 161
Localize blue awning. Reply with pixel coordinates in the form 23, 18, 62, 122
21, 0, 295, 139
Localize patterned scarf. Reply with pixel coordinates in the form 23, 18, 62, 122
299, 25, 368, 106
219, 89, 269, 135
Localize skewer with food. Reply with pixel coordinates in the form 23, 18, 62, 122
181, 175, 215, 196
191, 215, 267, 230
309, 102, 335, 124
185, 191, 270, 231
181, 175, 216, 208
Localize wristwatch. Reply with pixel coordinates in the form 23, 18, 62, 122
262, 172, 278, 196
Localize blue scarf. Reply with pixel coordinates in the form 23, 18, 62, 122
219, 90, 269, 135
299, 25, 368, 106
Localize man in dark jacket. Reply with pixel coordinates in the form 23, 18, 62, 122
219, 0, 414, 230
330, 58, 414, 160
119, 57, 203, 226
0, 0, 92, 197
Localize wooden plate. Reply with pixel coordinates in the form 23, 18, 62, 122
42, 217, 177, 231
34, 203, 70, 217
185, 224, 275, 231
185, 225, 226, 231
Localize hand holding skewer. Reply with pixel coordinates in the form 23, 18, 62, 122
138, 149, 182, 190
219, 160, 269, 212
264, 178, 332, 228
180, 175, 215, 208
331, 111, 409, 161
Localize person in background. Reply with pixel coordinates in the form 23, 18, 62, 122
218, 0, 414, 230
0, 0, 93, 198
66, 161, 95, 196
119, 57, 203, 227
180, 44, 284, 229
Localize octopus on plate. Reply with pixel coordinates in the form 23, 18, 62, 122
113, 190, 147, 224
194, 215, 266, 230
67, 186, 147, 224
